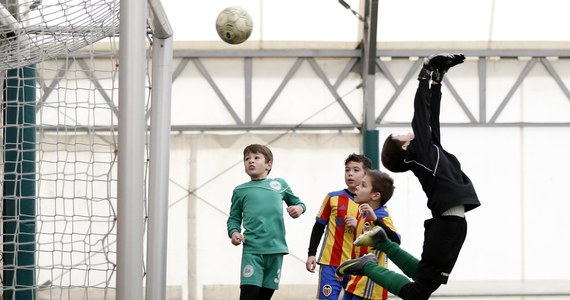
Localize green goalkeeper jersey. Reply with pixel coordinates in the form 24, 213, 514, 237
227, 178, 306, 255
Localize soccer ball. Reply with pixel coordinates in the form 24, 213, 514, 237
215, 6, 253, 45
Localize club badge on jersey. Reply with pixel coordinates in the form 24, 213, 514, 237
269, 180, 282, 191
322, 284, 333, 297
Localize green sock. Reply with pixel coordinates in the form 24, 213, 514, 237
375, 240, 419, 279
362, 263, 410, 295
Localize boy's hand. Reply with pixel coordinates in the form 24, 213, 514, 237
287, 205, 303, 219
306, 256, 317, 273
231, 232, 245, 246
359, 203, 377, 221
344, 216, 357, 230
424, 53, 465, 72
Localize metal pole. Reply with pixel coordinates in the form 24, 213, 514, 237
362, 0, 380, 169
363, 129, 379, 169
117, 0, 146, 298
187, 137, 198, 300
146, 35, 173, 300
145, 1, 173, 298
1, 2, 37, 298
3, 66, 37, 300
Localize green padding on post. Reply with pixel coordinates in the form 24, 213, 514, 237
363, 129, 379, 170
3, 66, 37, 300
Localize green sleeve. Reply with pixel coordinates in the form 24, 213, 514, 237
227, 189, 243, 238
280, 179, 306, 212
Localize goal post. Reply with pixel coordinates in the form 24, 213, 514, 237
3, 65, 37, 300
146, 0, 173, 297
116, 0, 147, 298
0, 0, 173, 299
2, 2, 38, 298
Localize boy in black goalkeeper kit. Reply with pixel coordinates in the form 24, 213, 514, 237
336, 53, 481, 300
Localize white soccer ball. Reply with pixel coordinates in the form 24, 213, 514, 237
215, 6, 253, 45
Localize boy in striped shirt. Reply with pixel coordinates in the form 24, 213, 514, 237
305, 153, 371, 299
343, 170, 400, 300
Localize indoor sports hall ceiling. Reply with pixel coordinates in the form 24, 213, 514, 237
169, 0, 570, 48
155, 0, 570, 131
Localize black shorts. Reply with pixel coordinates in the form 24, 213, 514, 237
416, 216, 467, 284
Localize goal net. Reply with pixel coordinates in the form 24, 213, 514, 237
0, 0, 171, 299
0, 0, 120, 70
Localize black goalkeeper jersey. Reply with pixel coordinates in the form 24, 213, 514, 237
404, 81, 481, 217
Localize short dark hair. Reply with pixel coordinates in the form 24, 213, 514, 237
345, 153, 372, 170
381, 135, 408, 172
243, 144, 273, 174
366, 169, 395, 206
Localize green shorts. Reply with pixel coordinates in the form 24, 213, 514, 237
240, 253, 284, 290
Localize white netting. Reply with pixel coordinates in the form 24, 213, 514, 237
34, 53, 122, 298
0, 0, 119, 71
0, 0, 154, 297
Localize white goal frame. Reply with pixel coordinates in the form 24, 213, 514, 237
0, 0, 173, 298
99, 0, 174, 299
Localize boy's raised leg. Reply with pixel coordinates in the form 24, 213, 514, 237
336, 254, 411, 296
354, 226, 420, 278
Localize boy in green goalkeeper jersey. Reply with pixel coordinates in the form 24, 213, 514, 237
227, 144, 306, 300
